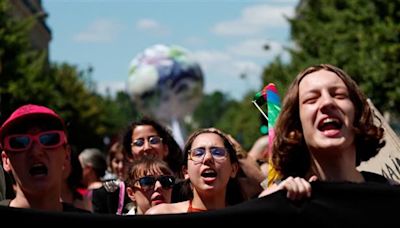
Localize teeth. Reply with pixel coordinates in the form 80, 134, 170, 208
323, 118, 339, 124
318, 117, 343, 131
203, 169, 216, 174
201, 169, 217, 178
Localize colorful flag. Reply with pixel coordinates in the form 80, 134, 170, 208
252, 86, 268, 122
252, 83, 282, 187
266, 83, 281, 158
252, 83, 281, 157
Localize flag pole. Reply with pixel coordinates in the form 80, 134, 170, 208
252, 100, 268, 121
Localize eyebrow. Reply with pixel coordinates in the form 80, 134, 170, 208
300, 85, 347, 95
134, 135, 159, 140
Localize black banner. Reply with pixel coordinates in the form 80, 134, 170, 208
1, 182, 399, 227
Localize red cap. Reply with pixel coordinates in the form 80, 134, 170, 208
0, 104, 65, 140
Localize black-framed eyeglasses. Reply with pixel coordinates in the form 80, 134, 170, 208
188, 147, 227, 162
135, 175, 175, 191
131, 136, 163, 148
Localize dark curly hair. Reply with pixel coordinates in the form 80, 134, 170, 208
272, 64, 385, 178
122, 117, 183, 177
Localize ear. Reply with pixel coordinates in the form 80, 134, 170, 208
162, 144, 169, 158
65, 144, 71, 160
1, 151, 11, 172
62, 145, 71, 173
183, 166, 189, 180
126, 187, 136, 202
230, 162, 239, 178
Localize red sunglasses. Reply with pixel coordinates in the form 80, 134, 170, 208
3, 130, 67, 152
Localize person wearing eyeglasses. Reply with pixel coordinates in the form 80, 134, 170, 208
124, 117, 183, 177
92, 117, 185, 215
146, 128, 245, 214
125, 156, 175, 215
0, 104, 88, 212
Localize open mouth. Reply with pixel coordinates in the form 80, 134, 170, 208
29, 163, 48, 176
201, 169, 217, 178
151, 195, 165, 205
318, 118, 343, 131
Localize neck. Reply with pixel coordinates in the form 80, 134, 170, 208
61, 182, 74, 204
192, 188, 227, 211
12, 187, 63, 211
308, 146, 364, 182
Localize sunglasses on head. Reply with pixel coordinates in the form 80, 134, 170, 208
3, 130, 66, 152
135, 175, 175, 190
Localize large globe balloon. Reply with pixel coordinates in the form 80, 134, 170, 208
127, 44, 204, 123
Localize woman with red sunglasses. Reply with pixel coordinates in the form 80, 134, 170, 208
0, 104, 88, 212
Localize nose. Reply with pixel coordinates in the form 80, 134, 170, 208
30, 140, 45, 157
202, 150, 214, 163
117, 160, 124, 170
142, 140, 152, 150
154, 179, 163, 190
319, 91, 336, 110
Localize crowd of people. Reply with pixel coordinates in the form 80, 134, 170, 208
0, 64, 396, 216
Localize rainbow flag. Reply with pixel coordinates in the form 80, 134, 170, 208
252, 83, 281, 157
252, 85, 269, 122
266, 83, 281, 158
252, 83, 282, 187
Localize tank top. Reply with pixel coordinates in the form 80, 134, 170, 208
187, 200, 207, 213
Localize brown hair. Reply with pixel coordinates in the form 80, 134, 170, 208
272, 64, 385, 178
182, 128, 244, 205
122, 117, 183, 177
107, 142, 124, 168
126, 156, 173, 188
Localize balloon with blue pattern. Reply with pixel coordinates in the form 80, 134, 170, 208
127, 44, 204, 123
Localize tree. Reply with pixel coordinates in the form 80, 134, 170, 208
262, 0, 400, 116
215, 92, 263, 150
192, 91, 234, 128
0, 0, 49, 121
48, 63, 138, 153
0, 0, 142, 152
188, 90, 262, 150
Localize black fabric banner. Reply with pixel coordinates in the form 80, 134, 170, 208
1, 182, 399, 227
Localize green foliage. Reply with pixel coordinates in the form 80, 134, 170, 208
215, 92, 262, 150
48, 63, 138, 152
0, 0, 48, 118
0, 0, 137, 152
102, 91, 138, 136
263, 0, 400, 115
191, 91, 263, 151
47, 63, 104, 151
192, 91, 235, 128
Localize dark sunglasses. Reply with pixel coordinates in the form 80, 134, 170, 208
131, 136, 163, 147
3, 130, 66, 152
135, 175, 175, 190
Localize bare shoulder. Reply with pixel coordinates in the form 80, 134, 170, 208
145, 201, 189, 215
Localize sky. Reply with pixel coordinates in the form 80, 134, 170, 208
42, 0, 298, 101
